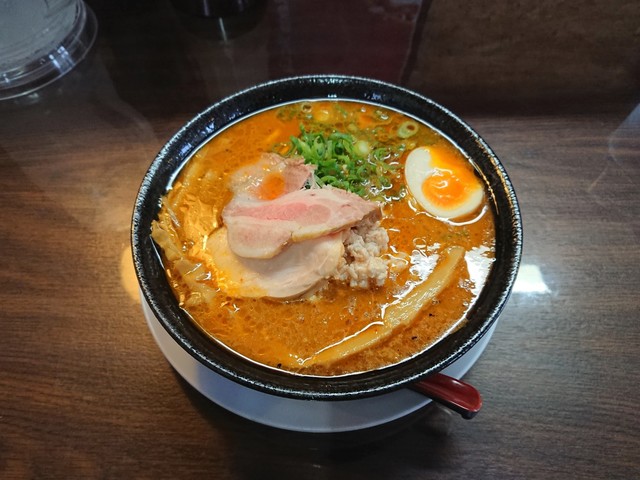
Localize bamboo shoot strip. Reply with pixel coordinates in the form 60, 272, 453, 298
302, 246, 466, 368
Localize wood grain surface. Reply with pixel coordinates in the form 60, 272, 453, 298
1, 0, 639, 478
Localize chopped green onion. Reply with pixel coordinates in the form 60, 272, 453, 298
398, 120, 419, 138
354, 140, 371, 157
284, 126, 400, 200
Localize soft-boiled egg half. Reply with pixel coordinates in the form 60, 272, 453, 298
405, 146, 484, 220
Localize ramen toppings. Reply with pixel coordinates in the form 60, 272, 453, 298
207, 226, 346, 299
335, 217, 389, 289
228, 153, 315, 200
211, 153, 390, 297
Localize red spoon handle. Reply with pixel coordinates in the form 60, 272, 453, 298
410, 372, 483, 419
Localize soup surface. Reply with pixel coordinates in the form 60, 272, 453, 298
152, 100, 495, 376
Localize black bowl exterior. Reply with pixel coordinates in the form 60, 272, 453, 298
132, 75, 523, 400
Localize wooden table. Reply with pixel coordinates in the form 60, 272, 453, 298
2, 1, 639, 478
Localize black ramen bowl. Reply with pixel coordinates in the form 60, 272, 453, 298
132, 75, 522, 401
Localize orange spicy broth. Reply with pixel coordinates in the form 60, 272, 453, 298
152, 100, 496, 376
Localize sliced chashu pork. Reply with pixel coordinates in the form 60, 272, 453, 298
222, 186, 381, 259
228, 153, 315, 200
207, 226, 345, 299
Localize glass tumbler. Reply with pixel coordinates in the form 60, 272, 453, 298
0, 0, 97, 100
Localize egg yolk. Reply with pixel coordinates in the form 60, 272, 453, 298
422, 149, 481, 209
422, 169, 465, 207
